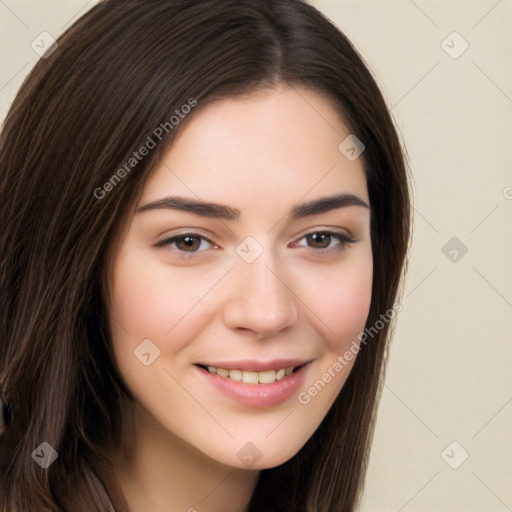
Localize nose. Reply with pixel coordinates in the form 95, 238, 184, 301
222, 254, 299, 338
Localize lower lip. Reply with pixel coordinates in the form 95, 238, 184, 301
195, 363, 311, 408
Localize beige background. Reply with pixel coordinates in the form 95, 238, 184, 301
1, 1, 511, 510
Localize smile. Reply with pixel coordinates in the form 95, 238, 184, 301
194, 361, 312, 408
197, 364, 300, 384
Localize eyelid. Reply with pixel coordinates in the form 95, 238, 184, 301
296, 226, 356, 243
153, 231, 217, 260
154, 226, 216, 242
292, 226, 358, 246
290, 229, 356, 254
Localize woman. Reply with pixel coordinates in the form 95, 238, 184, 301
0, 0, 411, 510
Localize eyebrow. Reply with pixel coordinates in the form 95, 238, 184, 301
137, 193, 369, 220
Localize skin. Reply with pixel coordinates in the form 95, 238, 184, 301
107, 84, 373, 512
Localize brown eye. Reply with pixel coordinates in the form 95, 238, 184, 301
306, 232, 332, 249
294, 230, 356, 253
174, 235, 202, 252
155, 233, 215, 257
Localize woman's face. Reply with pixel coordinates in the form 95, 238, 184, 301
107, 85, 373, 469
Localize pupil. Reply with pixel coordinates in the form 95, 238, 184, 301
309, 233, 330, 248
180, 236, 199, 251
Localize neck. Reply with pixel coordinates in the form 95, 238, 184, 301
110, 402, 260, 512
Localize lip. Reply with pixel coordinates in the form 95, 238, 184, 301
194, 358, 311, 372
194, 360, 312, 408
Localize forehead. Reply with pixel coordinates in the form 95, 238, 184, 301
140, 86, 368, 209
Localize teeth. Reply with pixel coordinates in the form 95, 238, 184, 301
229, 369, 242, 381
205, 365, 297, 384
241, 371, 258, 384
258, 370, 277, 384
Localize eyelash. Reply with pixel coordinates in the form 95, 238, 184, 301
155, 230, 356, 260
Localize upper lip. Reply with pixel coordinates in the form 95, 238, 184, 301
195, 358, 312, 372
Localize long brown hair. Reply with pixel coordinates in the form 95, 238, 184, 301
0, 0, 411, 510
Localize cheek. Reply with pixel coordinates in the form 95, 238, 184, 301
108, 248, 218, 352
110, 251, 172, 336
303, 254, 372, 352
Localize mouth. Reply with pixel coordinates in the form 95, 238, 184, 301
194, 362, 309, 385
194, 360, 313, 408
